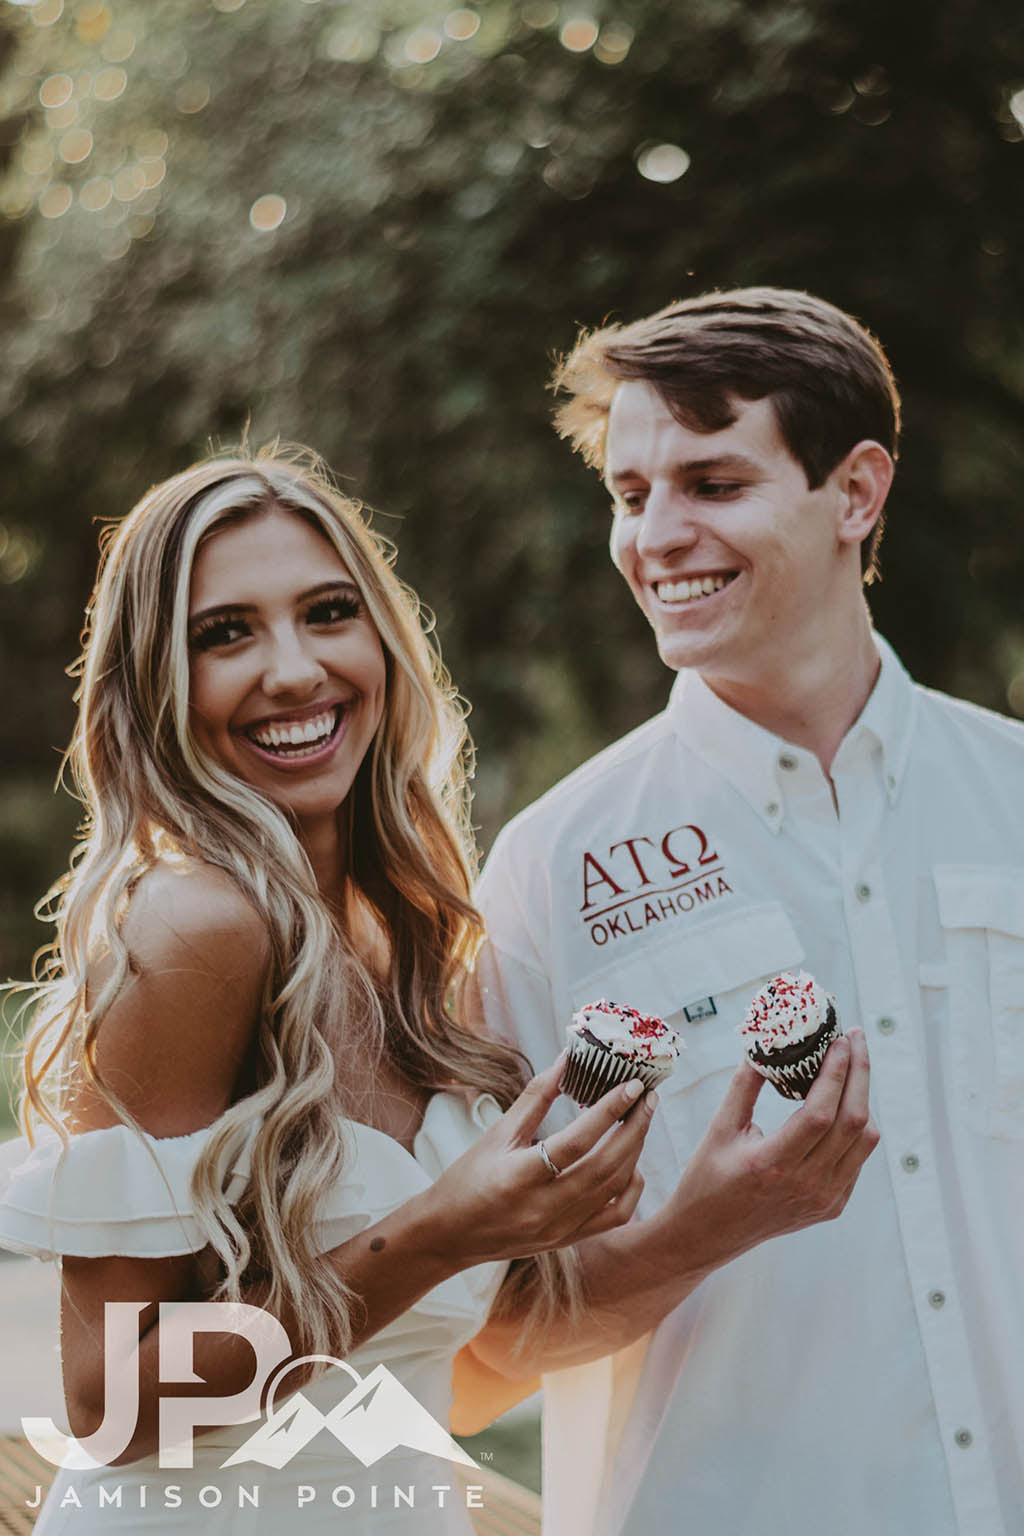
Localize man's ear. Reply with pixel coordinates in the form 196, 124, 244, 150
834, 440, 894, 549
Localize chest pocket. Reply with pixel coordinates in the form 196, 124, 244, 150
935, 866, 1024, 1138
571, 902, 805, 1157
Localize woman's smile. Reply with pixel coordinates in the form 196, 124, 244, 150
187, 506, 387, 835
238, 699, 348, 768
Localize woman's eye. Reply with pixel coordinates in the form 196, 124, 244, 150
189, 616, 249, 651
307, 595, 361, 624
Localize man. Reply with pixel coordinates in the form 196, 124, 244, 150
465, 289, 1023, 1536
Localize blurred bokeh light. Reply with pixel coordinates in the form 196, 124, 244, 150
559, 16, 598, 53
0, 0, 1022, 992
636, 142, 691, 182
444, 10, 480, 42
250, 193, 287, 231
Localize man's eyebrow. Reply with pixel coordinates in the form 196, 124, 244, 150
607, 453, 761, 486
188, 579, 359, 627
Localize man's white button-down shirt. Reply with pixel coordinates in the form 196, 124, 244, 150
473, 637, 1024, 1536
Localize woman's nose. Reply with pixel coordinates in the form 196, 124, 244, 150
261, 626, 328, 695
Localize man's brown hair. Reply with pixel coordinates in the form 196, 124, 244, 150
552, 286, 901, 582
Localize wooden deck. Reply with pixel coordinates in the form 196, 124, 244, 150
0, 1437, 541, 1535
458, 1464, 542, 1536
0, 1438, 50, 1536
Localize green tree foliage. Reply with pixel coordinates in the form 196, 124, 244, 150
1, 0, 1023, 981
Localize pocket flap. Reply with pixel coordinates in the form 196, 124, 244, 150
935, 866, 1024, 939
571, 901, 804, 1020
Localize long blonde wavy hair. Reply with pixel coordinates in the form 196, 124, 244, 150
21, 446, 578, 1356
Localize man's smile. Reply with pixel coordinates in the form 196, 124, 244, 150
652, 572, 740, 607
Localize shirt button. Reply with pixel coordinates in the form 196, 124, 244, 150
855, 882, 872, 903
886, 772, 897, 790
765, 802, 780, 818
928, 1290, 946, 1309
877, 1016, 896, 1035
954, 1429, 973, 1449
901, 1153, 920, 1172
778, 753, 798, 771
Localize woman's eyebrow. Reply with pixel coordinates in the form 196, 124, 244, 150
188, 580, 360, 626
298, 579, 361, 602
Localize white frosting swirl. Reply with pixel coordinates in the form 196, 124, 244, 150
739, 970, 834, 1048
569, 999, 681, 1064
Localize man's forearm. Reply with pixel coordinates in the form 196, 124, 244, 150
469, 1206, 710, 1379
470, 1035, 879, 1382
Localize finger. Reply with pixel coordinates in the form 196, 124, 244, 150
542, 1076, 648, 1170
500, 1054, 568, 1145
584, 1086, 657, 1175
838, 1027, 871, 1123
569, 1170, 646, 1242
808, 1029, 873, 1164
765, 1035, 853, 1161
831, 1111, 881, 1189
708, 1059, 767, 1137
551, 1093, 654, 1212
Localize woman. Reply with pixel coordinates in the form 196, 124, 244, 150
0, 448, 653, 1532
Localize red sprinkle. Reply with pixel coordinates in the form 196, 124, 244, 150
590, 999, 669, 1039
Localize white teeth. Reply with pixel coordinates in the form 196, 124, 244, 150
249, 709, 338, 751
656, 574, 733, 605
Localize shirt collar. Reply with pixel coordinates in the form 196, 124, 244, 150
666, 633, 916, 830
839, 633, 916, 802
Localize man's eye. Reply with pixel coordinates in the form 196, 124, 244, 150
696, 481, 742, 499
617, 491, 646, 513
189, 616, 249, 651
307, 595, 361, 624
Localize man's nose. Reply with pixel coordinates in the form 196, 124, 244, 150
261, 626, 328, 694
634, 485, 699, 560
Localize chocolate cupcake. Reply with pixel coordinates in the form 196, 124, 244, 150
739, 971, 842, 1100
560, 999, 682, 1107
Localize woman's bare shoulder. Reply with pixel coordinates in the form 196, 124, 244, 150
122, 857, 271, 973
73, 859, 272, 1135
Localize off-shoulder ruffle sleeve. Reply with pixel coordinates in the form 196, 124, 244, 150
0, 1121, 253, 1261
0, 1092, 507, 1268
0, 1118, 397, 1263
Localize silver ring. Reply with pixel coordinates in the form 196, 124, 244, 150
537, 1140, 563, 1178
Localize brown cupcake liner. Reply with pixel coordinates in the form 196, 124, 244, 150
559, 1039, 672, 1107
748, 1008, 842, 1101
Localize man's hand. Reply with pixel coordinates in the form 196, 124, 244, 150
664, 1029, 879, 1277
467, 1031, 878, 1381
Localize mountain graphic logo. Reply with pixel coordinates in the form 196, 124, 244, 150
220, 1355, 477, 1472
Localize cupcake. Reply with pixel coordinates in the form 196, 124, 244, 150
560, 999, 682, 1107
738, 971, 842, 1100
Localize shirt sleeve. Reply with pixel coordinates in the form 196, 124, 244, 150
472, 836, 575, 1137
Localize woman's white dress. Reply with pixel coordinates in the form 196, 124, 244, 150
0, 1093, 507, 1533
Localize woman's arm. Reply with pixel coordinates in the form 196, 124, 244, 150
60, 863, 654, 1464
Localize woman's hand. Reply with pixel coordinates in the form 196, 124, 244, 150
419, 1055, 656, 1269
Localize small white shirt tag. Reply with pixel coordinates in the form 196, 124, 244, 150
683, 997, 717, 1022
